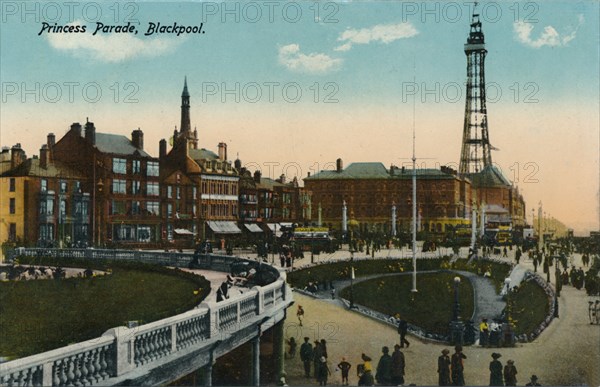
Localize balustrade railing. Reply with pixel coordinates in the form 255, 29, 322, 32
1, 248, 291, 387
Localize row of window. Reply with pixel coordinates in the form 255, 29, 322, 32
10, 178, 69, 194
112, 158, 159, 177
39, 198, 89, 217
111, 200, 160, 216
111, 180, 160, 195
201, 181, 238, 196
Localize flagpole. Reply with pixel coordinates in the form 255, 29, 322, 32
411, 69, 418, 293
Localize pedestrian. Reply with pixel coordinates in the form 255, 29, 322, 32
451, 345, 466, 386
297, 305, 304, 327
397, 315, 410, 348
525, 375, 541, 386
313, 341, 323, 379
391, 344, 406, 385
286, 337, 297, 358
358, 353, 374, 386
300, 337, 313, 378
331, 287, 336, 299
503, 359, 518, 386
320, 339, 328, 359
438, 348, 452, 386
375, 346, 392, 385
479, 318, 489, 346
489, 352, 503, 386
503, 246, 508, 257
337, 357, 352, 386
515, 248, 521, 264
317, 356, 331, 386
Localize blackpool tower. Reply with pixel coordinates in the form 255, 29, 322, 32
459, 6, 494, 175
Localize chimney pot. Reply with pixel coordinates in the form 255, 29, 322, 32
84, 121, 96, 145
336, 158, 343, 172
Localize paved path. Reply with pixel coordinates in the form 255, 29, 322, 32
279, 245, 599, 386
306, 270, 506, 325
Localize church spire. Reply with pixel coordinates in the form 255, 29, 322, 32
180, 76, 191, 134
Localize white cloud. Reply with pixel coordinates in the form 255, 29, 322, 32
513, 15, 584, 48
278, 44, 342, 74
46, 21, 183, 62
334, 22, 418, 52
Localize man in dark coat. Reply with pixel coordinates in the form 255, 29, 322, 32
437, 348, 452, 386
451, 345, 466, 386
503, 359, 518, 386
299, 337, 313, 378
397, 315, 410, 348
313, 341, 322, 379
391, 344, 406, 386
489, 352, 503, 386
375, 346, 392, 385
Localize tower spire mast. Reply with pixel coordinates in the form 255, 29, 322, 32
459, 2, 493, 175
180, 76, 191, 134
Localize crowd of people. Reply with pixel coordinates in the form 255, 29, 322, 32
292, 339, 546, 386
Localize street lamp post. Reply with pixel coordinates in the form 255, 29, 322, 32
503, 277, 515, 347
453, 276, 461, 320
449, 276, 464, 345
554, 255, 561, 297
95, 178, 104, 247
349, 250, 355, 309
311, 231, 315, 264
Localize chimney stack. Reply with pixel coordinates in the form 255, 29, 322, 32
336, 158, 343, 172
253, 170, 262, 183
84, 120, 95, 145
47, 133, 55, 150
218, 142, 227, 161
70, 122, 82, 136
10, 144, 26, 169
159, 139, 167, 159
131, 128, 144, 150
40, 144, 50, 169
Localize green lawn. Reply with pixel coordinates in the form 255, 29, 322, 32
339, 272, 474, 336
509, 279, 550, 335
0, 262, 210, 359
288, 257, 511, 294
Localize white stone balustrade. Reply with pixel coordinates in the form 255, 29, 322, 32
1, 249, 292, 387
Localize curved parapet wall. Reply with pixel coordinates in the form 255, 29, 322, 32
0, 248, 292, 386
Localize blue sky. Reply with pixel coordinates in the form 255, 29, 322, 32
1, 1, 599, 233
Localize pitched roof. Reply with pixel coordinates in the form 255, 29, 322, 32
1, 158, 86, 178
304, 162, 457, 181
305, 162, 389, 180
189, 148, 218, 161
94, 133, 151, 158
257, 177, 285, 190
469, 165, 511, 188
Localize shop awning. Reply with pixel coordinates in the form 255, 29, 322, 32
267, 223, 283, 237
244, 223, 263, 233
174, 228, 195, 235
207, 221, 242, 234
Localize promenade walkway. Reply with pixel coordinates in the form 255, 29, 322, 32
277, 245, 599, 386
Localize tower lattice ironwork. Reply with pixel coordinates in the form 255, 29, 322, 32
459, 8, 494, 175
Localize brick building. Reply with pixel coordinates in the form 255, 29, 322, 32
304, 159, 472, 235
159, 78, 240, 245
51, 121, 161, 247
0, 142, 90, 247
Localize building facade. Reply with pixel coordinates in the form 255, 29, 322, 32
0, 142, 90, 247
160, 78, 240, 245
51, 121, 162, 247
304, 159, 472, 236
